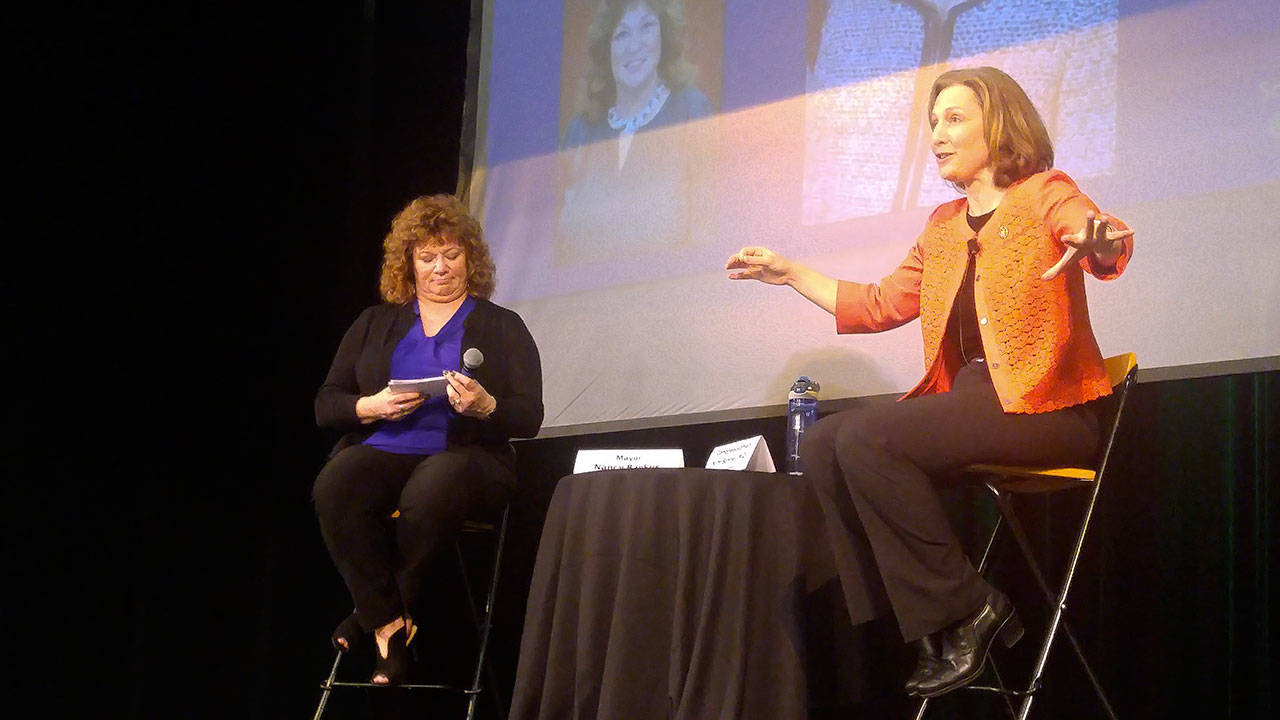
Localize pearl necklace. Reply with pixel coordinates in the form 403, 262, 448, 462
607, 83, 670, 134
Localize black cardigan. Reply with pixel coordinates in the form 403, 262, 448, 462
315, 297, 544, 473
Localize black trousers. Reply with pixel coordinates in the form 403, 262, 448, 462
313, 443, 513, 632
802, 362, 1099, 642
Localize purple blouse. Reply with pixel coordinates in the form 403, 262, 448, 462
362, 296, 475, 455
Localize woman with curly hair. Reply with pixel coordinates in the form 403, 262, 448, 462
727, 67, 1134, 699
557, 0, 713, 263
313, 194, 543, 684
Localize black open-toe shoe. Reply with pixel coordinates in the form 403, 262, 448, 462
371, 622, 411, 686
330, 611, 365, 653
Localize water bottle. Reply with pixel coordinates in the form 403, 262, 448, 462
786, 376, 820, 475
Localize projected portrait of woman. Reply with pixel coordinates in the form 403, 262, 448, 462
556, 0, 717, 265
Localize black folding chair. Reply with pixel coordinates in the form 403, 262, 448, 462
313, 506, 510, 720
917, 352, 1137, 720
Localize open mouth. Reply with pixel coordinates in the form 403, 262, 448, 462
935, 152, 954, 164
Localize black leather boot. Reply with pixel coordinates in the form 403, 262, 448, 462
904, 633, 944, 695
914, 590, 1023, 698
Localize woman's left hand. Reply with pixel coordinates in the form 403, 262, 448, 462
444, 370, 498, 419
1041, 212, 1135, 280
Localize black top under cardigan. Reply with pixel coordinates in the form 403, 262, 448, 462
315, 297, 544, 476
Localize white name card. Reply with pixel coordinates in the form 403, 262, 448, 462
705, 435, 776, 473
572, 448, 685, 474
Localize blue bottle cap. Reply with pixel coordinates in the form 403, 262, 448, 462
789, 376, 820, 399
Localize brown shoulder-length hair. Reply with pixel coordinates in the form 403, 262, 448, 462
379, 194, 496, 303
929, 66, 1054, 189
576, 0, 697, 124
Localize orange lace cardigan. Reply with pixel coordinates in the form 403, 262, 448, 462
834, 170, 1133, 414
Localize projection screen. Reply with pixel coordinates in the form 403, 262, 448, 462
465, 0, 1280, 434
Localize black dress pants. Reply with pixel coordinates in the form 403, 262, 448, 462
313, 443, 513, 632
802, 362, 1099, 642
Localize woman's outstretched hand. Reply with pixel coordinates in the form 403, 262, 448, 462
726, 246, 793, 285
726, 245, 839, 314
444, 370, 498, 419
1042, 212, 1134, 280
357, 387, 424, 423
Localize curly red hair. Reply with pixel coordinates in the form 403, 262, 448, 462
379, 194, 496, 303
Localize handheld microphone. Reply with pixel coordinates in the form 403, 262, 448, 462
462, 347, 485, 376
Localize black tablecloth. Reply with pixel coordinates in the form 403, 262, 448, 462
510, 468, 895, 719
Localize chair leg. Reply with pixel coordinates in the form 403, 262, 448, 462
975, 511, 1004, 574
986, 654, 1018, 719
1059, 642, 1120, 720
457, 543, 482, 635
312, 650, 343, 720
976, 513, 1017, 716
466, 507, 510, 720
990, 488, 1118, 720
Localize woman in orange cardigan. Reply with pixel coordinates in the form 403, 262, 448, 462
726, 66, 1133, 698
